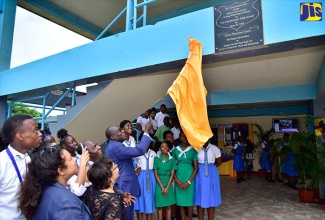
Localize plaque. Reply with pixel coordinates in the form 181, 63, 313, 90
214, 0, 264, 53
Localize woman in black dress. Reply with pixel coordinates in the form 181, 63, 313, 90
85, 157, 127, 220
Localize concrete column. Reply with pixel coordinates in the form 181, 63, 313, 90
0, 0, 17, 71
0, 0, 16, 124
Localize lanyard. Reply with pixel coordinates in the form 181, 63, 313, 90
6, 148, 23, 183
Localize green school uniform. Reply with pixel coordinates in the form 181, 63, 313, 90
172, 146, 198, 206
153, 154, 177, 207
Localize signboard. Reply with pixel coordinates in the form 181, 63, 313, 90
214, 0, 264, 53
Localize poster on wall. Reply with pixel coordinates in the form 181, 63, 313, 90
314, 118, 325, 138
214, 0, 264, 53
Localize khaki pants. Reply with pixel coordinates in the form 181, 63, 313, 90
272, 156, 283, 180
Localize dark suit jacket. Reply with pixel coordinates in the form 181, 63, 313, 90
32, 182, 91, 220
105, 134, 152, 197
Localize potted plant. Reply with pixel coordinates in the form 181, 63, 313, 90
253, 123, 275, 177
315, 135, 325, 204
288, 131, 319, 203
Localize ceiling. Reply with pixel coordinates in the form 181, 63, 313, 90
18, 0, 208, 39
203, 46, 325, 93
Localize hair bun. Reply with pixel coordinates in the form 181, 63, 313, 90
56, 128, 68, 139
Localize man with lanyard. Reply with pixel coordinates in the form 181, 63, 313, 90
0, 114, 42, 220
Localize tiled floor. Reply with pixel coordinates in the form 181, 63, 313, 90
216, 174, 325, 220
141, 173, 325, 220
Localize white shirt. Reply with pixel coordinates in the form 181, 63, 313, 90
0, 145, 30, 220
137, 116, 149, 130
233, 142, 242, 149
155, 111, 169, 127
150, 118, 158, 131
197, 144, 221, 164
134, 149, 156, 170
67, 175, 92, 196
261, 141, 267, 149
123, 136, 136, 147
171, 127, 181, 139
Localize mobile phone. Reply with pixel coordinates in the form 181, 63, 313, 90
77, 143, 83, 155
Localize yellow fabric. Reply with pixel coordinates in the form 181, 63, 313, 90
218, 160, 236, 176
167, 38, 213, 151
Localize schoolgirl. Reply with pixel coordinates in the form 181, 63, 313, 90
134, 147, 157, 220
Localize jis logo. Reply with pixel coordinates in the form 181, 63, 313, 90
300, 2, 322, 21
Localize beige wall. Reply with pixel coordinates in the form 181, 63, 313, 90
65, 71, 179, 145
209, 114, 306, 171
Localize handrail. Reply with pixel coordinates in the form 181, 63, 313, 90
132, 122, 142, 143
95, 7, 127, 40
6, 86, 76, 130
96, 0, 158, 40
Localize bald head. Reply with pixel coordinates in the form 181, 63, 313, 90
82, 139, 102, 160
105, 126, 116, 140
105, 126, 125, 142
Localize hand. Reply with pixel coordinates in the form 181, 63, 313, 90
123, 192, 136, 207
135, 166, 141, 175
162, 186, 169, 195
79, 144, 90, 167
181, 181, 190, 190
176, 180, 183, 189
144, 120, 153, 134
161, 187, 165, 195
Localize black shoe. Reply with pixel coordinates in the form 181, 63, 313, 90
240, 177, 246, 181
192, 213, 198, 218
286, 182, 293, 188
236, 178, 241, 183
268, 179, 275, 182
291, 185, 297, 190
275, 179, 284, 182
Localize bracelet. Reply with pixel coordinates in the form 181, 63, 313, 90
187, 180, 191, 185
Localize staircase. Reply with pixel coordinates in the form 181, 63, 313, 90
49, 80, 112, 136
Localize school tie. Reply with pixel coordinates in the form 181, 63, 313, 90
146, 152, 150, 192
204, 148, 209, 176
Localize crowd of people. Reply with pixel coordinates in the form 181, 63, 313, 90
0, 104, 223, 220
232, 132, 299, 190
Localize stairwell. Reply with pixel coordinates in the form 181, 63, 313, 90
49, 80, 112, 136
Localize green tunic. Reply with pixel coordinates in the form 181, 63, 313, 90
172, 146, 198, 206
153, 154, 177, 207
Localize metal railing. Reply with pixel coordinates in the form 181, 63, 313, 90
95, 0, 158, 41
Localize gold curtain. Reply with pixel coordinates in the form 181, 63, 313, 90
167, 38, 213, 151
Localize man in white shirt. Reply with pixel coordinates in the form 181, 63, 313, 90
0, 114, 42, 220
155, 104, 169, 128
171, 118, 181, 140
149, 108, 158, 135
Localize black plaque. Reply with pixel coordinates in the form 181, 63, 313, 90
214, 0, 264, 53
